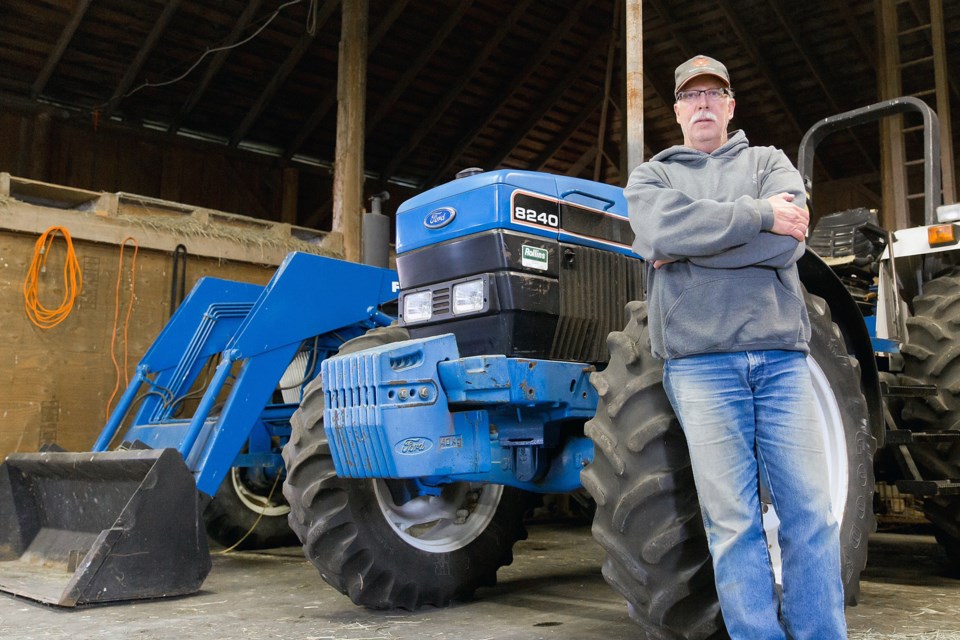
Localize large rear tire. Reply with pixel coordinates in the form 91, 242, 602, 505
582, 297, 875, 639
900, 267, 960, 571
282, 326, 529, 609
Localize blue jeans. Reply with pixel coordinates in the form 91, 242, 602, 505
663, 350, 846, 640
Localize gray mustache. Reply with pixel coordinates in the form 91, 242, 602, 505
690, 111, 718, 125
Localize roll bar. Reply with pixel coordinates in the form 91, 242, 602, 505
797, 96, 942, 225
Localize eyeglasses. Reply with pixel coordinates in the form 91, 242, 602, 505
675, 88, 734, 103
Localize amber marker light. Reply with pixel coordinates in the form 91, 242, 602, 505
928, 223, 959, 247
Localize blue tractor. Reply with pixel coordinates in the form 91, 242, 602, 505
281, 167, 882, 638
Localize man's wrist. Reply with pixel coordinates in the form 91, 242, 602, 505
758, 199, 775, 231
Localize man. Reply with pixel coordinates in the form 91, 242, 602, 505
624, 55, 846, 639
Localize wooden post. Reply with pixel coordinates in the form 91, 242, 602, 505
331, 0, 368, 263
876, 0, 910, 230
930, 0, 956, 205
624, 0, 644, 176
29, 110, 53, 181
281, 167, 299, 225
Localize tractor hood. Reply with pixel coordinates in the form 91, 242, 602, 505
396, 170, 632, 255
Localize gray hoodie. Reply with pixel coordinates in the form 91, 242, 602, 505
625, 130, 810, 360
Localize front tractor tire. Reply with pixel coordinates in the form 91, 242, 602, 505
281, 326, 529, 609
203, 466, 297, 550
581, 297, 875, 639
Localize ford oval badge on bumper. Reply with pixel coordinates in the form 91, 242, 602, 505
424, 207, 456, 229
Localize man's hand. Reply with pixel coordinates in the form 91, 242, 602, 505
653, 259, 674, 269
768, 193, 809, 242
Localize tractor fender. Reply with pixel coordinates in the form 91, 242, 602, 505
799, 249, 884, 445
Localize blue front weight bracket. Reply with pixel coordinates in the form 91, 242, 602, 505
321, 334, 598, 488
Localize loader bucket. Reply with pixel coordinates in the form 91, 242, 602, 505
0, 448, 211, 607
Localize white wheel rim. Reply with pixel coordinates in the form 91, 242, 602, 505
763, 356, 849, 584
373, 481, 503, 553
230, 467, 291, 517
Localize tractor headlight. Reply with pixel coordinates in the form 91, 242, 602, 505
452, 278, 485, 315
403, 290, 433, 323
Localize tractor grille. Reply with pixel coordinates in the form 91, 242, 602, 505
551, 244, 645, 363
431, 286, 451, 316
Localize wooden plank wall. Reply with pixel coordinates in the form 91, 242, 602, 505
0, 178, 328, 459
1, 102, 417, 242
0, 104, 332, 229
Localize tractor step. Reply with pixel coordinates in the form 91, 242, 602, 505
884, 429, 960, 444
880, 381, 938, 398
896, 479, 960, 497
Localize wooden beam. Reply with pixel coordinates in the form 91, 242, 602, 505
827, 0, 875, 67
929, 0, 956, 203
625, 0, 644, 172
647, 0, 693, 58
423, 0, 594, 188
331, 0, 368, 262
0, 173, 330, 264
222, 157, 274, 220
715, 0, 806, 140
484, 33, 611, 169
642, 1, 704, 108
375, 0, 534, 185
593, 1, 621, 182
905, 0, 960, 103
767, 0, 878, 172
32, 0, 93, 99
281, 167, 299, 224
283, 0, 408, 160
302, 196, 332, 229
168, 0, 264, 134
230, 0, 338, 147
527, 81, 670, 175
365, 1, 473, 136
28, 111, 54, 180
567, 137, 626, 179
877, 0, 910, 230
567, 143, 600, 178
531, 91, 604, 171
104, 0, 183, 118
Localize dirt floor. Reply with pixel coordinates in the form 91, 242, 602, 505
0, 524, 957, 640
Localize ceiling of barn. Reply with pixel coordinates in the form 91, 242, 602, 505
0, 0, 958, 206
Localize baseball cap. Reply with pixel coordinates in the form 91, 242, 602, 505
674, 55, 730, 93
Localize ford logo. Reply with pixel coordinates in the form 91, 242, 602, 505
424, 207, 456, 229
396, 437, 434, 455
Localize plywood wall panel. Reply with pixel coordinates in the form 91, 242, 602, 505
0, 189, 303, 459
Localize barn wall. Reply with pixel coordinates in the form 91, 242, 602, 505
0, 173, 336, 459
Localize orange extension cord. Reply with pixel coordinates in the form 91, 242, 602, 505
105, 237, 140, 420
23, 226, 83, 329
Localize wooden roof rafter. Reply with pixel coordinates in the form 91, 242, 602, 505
484, 32, 612, 169
229, 0, 339, 147
168, 0, 264, 134
767, 0, 878, 172
531, 90, 604, 171
364, 0, 475, 138
423, 0, 596, 188
282, 0, 410, 161
31, 0, 93, 99
104, 0, 183, 118
374, 0, 535, 186
716, 0, 806, 141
